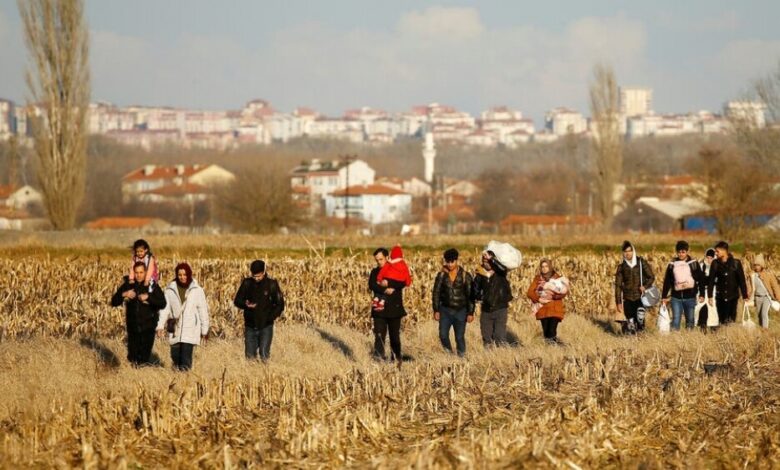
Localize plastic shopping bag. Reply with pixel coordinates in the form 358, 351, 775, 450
657, 303, 671, 334
742, 303, 756, 329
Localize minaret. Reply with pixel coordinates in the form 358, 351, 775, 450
422, 131, 436, 183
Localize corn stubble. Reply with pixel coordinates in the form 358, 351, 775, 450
0, 248, 778, 468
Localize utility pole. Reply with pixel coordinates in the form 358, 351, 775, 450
342, 154, 355, 230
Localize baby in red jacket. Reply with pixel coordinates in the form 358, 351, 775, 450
373, 245, 412, 311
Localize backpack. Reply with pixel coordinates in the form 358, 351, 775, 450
672, 260, 695, 291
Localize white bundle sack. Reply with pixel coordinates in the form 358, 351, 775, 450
657, 303, 671, 334
485, 240, 523, 271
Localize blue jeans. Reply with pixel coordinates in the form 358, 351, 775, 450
439, 306, 468, 356
245, 324, 274, 360
670, 297, 696, 330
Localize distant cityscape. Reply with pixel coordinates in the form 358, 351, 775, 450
0, 87, 769, 150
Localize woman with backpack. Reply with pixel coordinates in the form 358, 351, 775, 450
661, 240, 706, 330
615, 241, 655, 333
747, 254, 780, 329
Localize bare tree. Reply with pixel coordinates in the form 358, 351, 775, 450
18, 0, 90, 229
588, 63, 623, 227
213, 166, 303, 233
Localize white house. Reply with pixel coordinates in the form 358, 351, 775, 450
0, 185, 43, 210
545, 108, 587, 136
289, 158, 375, 198
325, 184, 412, 224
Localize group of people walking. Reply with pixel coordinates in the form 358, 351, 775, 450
110, 237, 777, 371
616, 239, 778, 333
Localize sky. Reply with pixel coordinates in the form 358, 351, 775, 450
1, 1, 779, 120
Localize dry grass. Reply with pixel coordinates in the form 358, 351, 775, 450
1, 237, 779, 468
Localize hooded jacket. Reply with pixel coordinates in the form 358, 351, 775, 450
614, 247, 655, 304
157, 279, 210, 345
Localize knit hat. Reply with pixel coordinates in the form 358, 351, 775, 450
390, 245, 404, 260
250, 260, 266, 275
754, 254, 766, 268
675, 240, 689, 252
175, 262, 193, 288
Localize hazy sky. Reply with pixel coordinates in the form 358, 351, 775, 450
1, 1, 779, 120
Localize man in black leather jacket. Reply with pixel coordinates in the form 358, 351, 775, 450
432, 248, 474, 356
111, 261, 167, 366
472, 250, 513, 347
707, 241, 748, 325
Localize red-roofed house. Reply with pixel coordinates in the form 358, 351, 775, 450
324, 184, 412, 224
121, 164, 235, 203
84, 217, 171, 231
0, 184, 43, 210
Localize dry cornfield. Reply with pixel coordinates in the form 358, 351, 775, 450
1, 237, 779, 468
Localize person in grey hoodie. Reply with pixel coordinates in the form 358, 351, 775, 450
156, 262, 210, 371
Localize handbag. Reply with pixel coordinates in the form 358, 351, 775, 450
166, 317, 177, 334
639, 259, 661, 307
742, 303, 756, 329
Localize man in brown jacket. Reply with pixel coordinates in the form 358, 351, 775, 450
747, 254, 780, 328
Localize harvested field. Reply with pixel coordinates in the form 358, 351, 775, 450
0, 236, 779, 468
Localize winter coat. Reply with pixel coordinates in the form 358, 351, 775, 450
432, 268, 474, 314
527, 273, 565, 320
661, 256, 706, 300
111, 278, 167, 333
233, 277, 285, 328
707, 255, 748, 302
472, 269, 513, 313
747, 270, 780, 302
156, 280, 210, 346
614, 257, 655, 304
369, 266, 408, 318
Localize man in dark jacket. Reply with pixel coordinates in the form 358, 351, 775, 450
472, 250, 513, 347
368, 247, 407, 362
433, 248, 474, 357
707, 241, 748, 325
661, 240, 706, 330
615, 241, 655, 333
111, 261, 167, 366
234, 260, 285, 361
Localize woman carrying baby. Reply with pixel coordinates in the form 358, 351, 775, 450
527, 258, 569, 344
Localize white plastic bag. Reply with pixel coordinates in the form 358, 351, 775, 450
657, 304, 671, 334
485, 240, 522, 271
742, 303, 756, 329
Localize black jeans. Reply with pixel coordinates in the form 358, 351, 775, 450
372, 317, 402, 360
480, 308, 508, 346
622, 299, 645, 331
540, 318, 560, 339
171, 343, 194, 371
245, 324, 274, 360
716, 298, 739, 325
127, 328, 156, 366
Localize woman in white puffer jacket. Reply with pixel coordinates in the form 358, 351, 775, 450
156, 262, 210, 370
